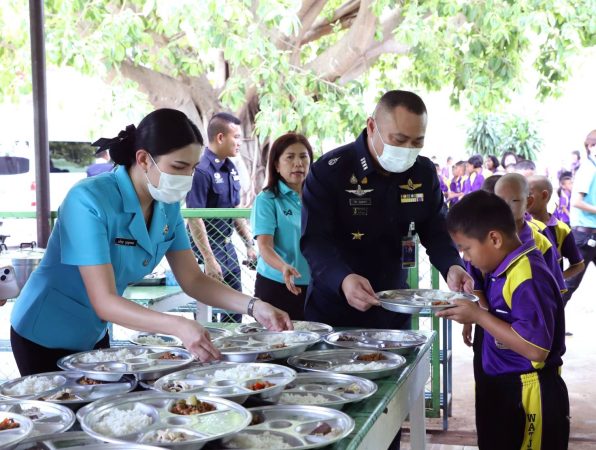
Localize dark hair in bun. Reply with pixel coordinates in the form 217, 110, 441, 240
92, 109, 203, 168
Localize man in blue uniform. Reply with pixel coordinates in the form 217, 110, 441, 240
186, 113, 256, 321
301, 90, 472, 331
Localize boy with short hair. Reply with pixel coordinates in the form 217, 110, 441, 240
447, 160, 466, 207
439, 190, 569, 450
494, 173, 566, 294
527, 175, 585, 282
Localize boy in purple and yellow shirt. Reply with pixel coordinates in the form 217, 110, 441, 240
439, 190, 569, 450
528, 176, 585, 285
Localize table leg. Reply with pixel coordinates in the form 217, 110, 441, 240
409, 386, 427, 450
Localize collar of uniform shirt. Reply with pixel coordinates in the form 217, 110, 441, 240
204, 147, 228, 170
492, 240, 536, 278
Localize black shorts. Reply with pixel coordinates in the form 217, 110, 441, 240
476, 367, 569, 450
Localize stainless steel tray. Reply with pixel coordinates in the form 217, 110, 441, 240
130, 332, 183, 347
0, 371, 137, 408
205, 327, 234, 340
79, 392, 251, 449
210, 405, 354, 449
130, 328, 232, 346
0, 399, 75, 439
154, 362, 296, 404
57, 346, 194, 381
377, 289, 479, 314
287, 349, 406, 380
15, 431, 162, 449
279, 373, 377, 410
0, 411, 34, 450
236, 321, 333, 336
324, 329, 427, 354
213, 331, 321, 363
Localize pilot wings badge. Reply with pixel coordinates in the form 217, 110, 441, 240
399, 179, 422, 191
345, 184, 374, 197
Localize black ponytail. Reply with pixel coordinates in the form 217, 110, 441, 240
92, 109, 203, 168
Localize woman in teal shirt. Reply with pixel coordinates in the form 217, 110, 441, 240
251, 133, 313, 319
11, 109, 291, 375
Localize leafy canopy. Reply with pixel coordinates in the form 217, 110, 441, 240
1, 0, 594, 150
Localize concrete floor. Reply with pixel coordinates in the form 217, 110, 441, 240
403, 264, 596, 449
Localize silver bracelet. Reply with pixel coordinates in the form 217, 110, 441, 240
247, 297, 260, 317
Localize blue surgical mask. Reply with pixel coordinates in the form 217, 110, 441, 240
372, 120, 421, 173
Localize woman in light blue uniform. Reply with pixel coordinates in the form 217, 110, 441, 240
251, 133, 313, 319
11, 109, 291, 375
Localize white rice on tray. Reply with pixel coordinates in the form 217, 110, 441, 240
280, 392, 330, 405
5, 376, 59, 395
225, 431, 291, 449
78, 348, 140, 363
333, 362, 389, 371
136, 335, 171, 345
292, 321, 325, 331
92, 405, 152, 437
254, 334, 311, 345
208, 365, 278, 381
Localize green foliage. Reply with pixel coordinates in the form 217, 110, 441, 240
466, 113, 542, 160
500, 115, 542, 161
0, 0, 593, 155
466, 114, 502, 156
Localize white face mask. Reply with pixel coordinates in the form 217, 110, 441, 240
372, 120, 421, 173
145, 154, 193, 204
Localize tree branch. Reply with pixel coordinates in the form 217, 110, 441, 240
300, 0, 360, 45
307, 0, 377, 81
338, 8, 410, 84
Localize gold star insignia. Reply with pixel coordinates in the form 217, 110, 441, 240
360, 177, 368, 185
352, 231, 365, 240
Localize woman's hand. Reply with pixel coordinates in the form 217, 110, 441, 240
177, 318, 221, 362
282, 264, 302, 295
252, 300, 293, 331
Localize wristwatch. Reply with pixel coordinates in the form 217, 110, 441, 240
247, 297, 260, 318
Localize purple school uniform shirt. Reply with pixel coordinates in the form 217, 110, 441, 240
462, 171, 484, 195
544, 215, 583, 266
553, 189, 571, 224
519, 221, 566, 293
449, 176, 463, 207
481, 241, 565, 375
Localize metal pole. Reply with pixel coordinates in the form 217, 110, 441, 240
29, 0, 51, 247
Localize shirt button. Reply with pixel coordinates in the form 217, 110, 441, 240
143, 259, 149, 267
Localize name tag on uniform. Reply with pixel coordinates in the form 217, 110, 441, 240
349, 198, 372, 207
400, 193, 424, 203
232, 175, 240, 181
115, 238, 137, 246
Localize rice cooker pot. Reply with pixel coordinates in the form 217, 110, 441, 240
2, 248, 45, 289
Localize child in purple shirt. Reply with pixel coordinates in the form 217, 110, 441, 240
553, 173, 572, 226
462, 154, 485, 195
439, 190, 569, 450
528, 176, 585, 283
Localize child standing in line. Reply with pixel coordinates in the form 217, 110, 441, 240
527, 175, 585, 282
553, 173, 573, 226
439, 190, 569, 450
494, 173, 567, 294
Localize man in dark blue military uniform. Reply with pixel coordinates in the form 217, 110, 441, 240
186, 113, 257, 321
301, 90, 473, 330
